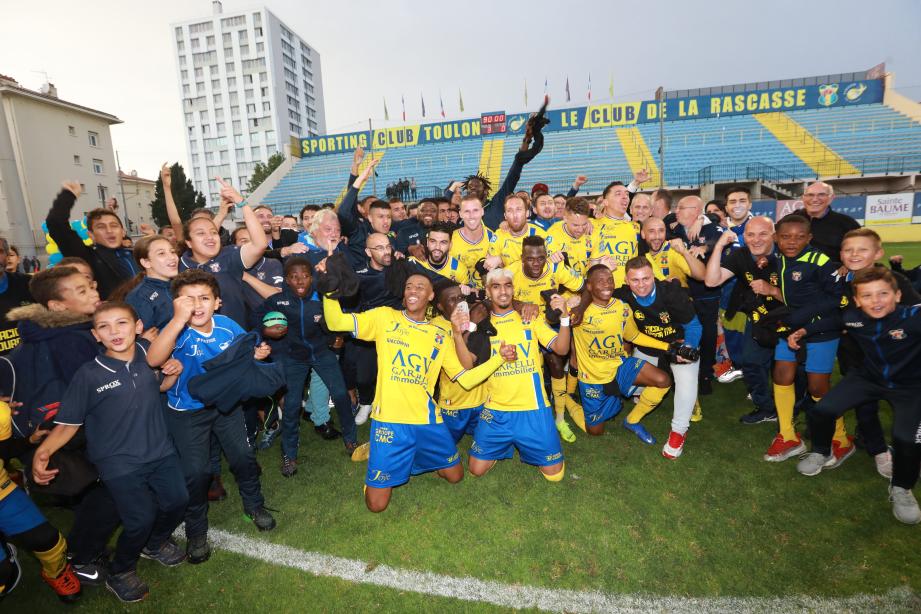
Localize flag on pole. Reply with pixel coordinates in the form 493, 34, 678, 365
609, 74, 614, 99
543, 77, 548, 95
401, 95, 406, 121
421, 92, 426, 118
458, 89, 465, 113
383, 97, 389, 121
439, 92, 445, 118
587, 73, 592, 101
565, 77, 571, 102
524, 80, 528, 107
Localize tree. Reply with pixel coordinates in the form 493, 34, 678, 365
246, 152, 285, 194
149, 163, 206, 228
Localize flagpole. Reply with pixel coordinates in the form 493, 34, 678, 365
368, 117, 377, 194
655, 87, 665, 189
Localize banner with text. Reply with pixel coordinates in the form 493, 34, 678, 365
299, 79, 884, 156
866, 193, 915, 226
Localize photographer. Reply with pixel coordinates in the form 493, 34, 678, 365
614, 257, 702, 459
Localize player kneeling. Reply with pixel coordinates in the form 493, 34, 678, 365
791, 268, 921, 525
570, 265, 672, 440
615, 258, 702, 459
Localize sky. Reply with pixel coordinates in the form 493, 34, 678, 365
3, 0, 920, 181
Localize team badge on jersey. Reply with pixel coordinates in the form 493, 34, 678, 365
659, 312, 671, 324
634, 311, 644, 320
791, 271, 802, 281
209, 263, 221, 273
769, 273, 779, 285
889, 329, 906, 340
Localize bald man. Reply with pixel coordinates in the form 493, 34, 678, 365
705, 216, 779, 424
801, 181, 859, 260
673, 196, 726, 394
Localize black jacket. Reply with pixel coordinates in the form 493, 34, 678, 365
46, 189, 135, 299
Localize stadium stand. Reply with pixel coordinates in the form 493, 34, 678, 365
260, 71, 921, 215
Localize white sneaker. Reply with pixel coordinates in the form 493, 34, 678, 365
874, 450, 893, 479
717, 368, 743, 384
328, 397, 335, 408
889, 486, 921, 525
354, 404, 372, 425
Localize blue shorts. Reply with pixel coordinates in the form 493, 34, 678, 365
366, 420, 460, 488
579, 357, 645, 427
0, 487, 47, 544
774, 338, 839, 374
469, 407, 564, 467
440, 404, 482, 443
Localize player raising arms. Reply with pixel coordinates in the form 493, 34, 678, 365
570, 265, 671, 439
323, 273, 513, 512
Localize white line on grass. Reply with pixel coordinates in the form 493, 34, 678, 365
204, 528, 918, 613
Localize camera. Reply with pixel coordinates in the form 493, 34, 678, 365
667, 341, 700, 362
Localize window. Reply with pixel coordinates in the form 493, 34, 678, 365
253, 12, 261, 25
202, 124, 211, 136
245, 89, 254, 101
261, 86, 268, 97
189, 21, 212, 34
222, 32, 231, 45
230, 106, 240, 118
256, 42, 264, 53
265, 130, 275, 143
254, 26, 263, 37
227, 76, 236, 88
249, 118, 259, 128
177, 41, 185, 52
215, 122, 225, 134
233, 120, 242, 133
262, 101, 271, 112
259, 72, 267, 83
225, 62, 234, 73
251, 146, 261, 157
97, 185, 107, 203
221, 15, 246, 27
185, 112, 193, 123
182, 84, 191, 95
246, 103, 256, 113
213, 94, 223, 106
288, 109, 301, 122
195, 67, 203, 78
224, 46, 233, 58
267, 143, 277, 155
306, 83, 314, 94
206, 35, 215, 47
191, 38, 200, 50
238, 30, 248, 42
229, 92, 239, 104
244, 74, 253, 84
235, 148, 244, 158
289, 122, 301, 133
211, 79, 220, 90
181, 69, 188, 80
308, 119, 318, 130
234, 134, 245, 146
239, 45, 249, 56
88, 131, 99, 147
285, 82, 298, 95
73, 155, 81, 165
191, 153, 200, 164
175, 26, 183, 39
281, 40, 294, 55
200, 110, 209, 122
195, 81, 204, 92
67, 125, 76, 136
80, 183, 86, 193
179, 55, 187, 67
92, 159, 104, 174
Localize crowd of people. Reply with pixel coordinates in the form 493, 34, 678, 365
0, 114, 919, 605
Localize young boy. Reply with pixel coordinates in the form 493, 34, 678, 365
792, 268, 921, 525
147, 270, 276, 565
32, 302, 189, 603
755, 214, 848, 464
833, 229, 921, 477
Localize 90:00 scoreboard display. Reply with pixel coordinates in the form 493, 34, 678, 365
480, 111, 507, 134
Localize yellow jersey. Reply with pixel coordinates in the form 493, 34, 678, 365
572, 299, 668, 384
488, 223, 546, 267
545, 220, 593, 277
508, 261, 584, 305
448, 226, 496, 288
647, 244, 691, 287
0, 401, 16, 501
410, 256, 470, 285
589, 216, 640, 287
481, 310, 559, 411
432, 315, 488, 411
323, 300, 503, 425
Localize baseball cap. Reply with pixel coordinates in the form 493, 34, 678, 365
262, 311, 288, 328
531, 182, 549, 195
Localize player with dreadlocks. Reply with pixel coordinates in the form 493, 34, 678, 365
447, 105, 548, 286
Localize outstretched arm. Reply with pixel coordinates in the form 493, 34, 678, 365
46, 183, 93, 260
216, 176, 267, 268
160, 163, 185, 242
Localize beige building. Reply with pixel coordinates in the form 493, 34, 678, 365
117, 170, 157, 234
0, 74, 122, 258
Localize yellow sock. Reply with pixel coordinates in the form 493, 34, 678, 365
626, 386, 668, 424
551, 377, 567, 423
774, 383, 797, 441
542, 462, 565, 482
566, 372, 578, 396
832, 415, 849, 447
34, 533, 67, 578
566, 397, 586, 432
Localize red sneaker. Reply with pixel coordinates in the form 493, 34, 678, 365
763, 433, 805, 462
825, 435, 856, 469
41, 563, 82, 603
662, 431, 686, 459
